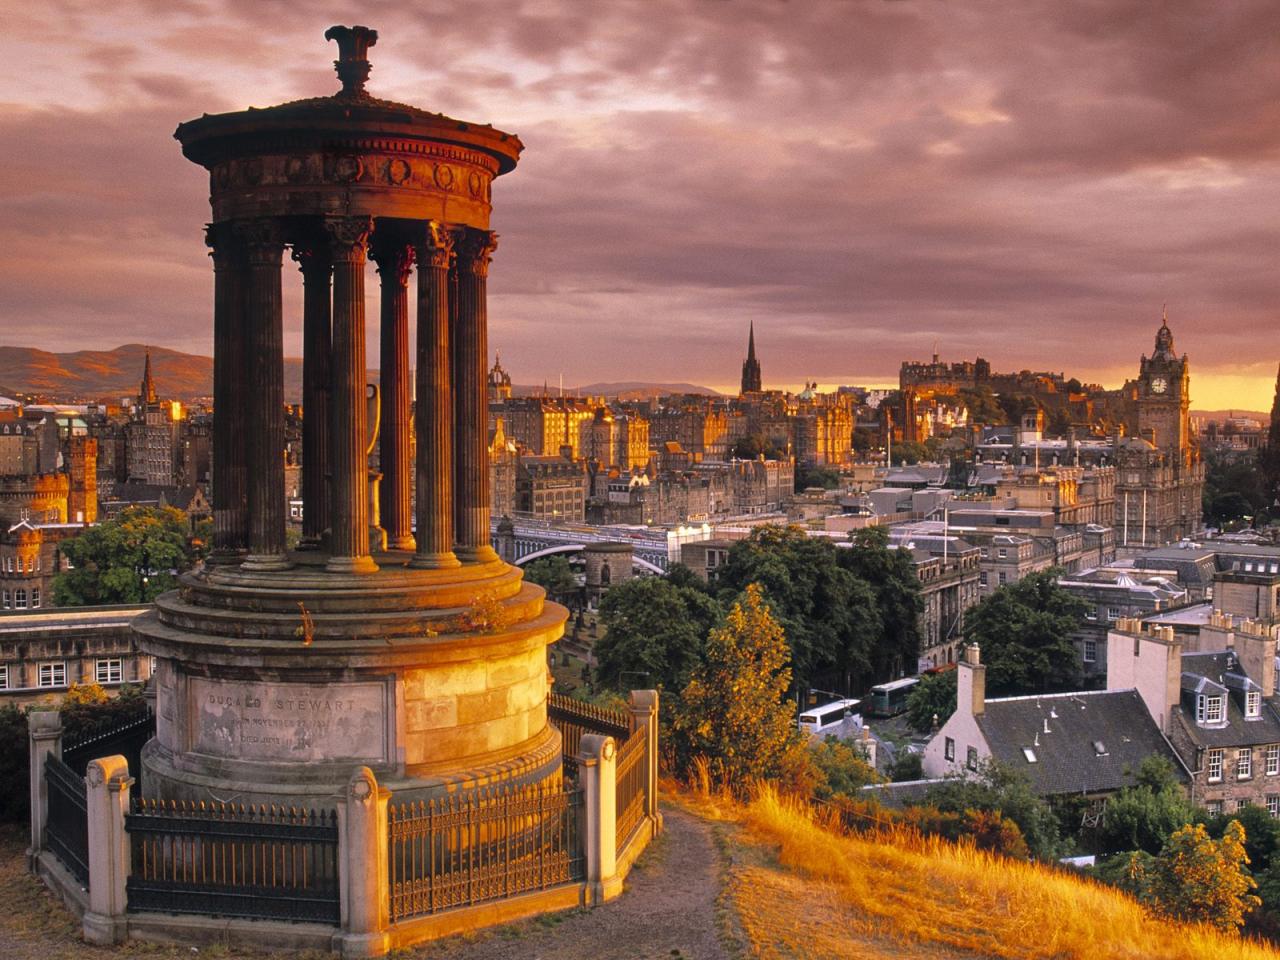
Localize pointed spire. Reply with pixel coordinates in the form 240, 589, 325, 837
747, 321, 757, 362
140, 347, 157, 404
740, 322, 762, 394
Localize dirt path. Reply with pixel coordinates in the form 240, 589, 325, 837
0, 809, 734, 960
413, 807, 735, 960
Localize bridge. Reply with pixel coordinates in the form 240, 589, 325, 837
492, 517, 713, 575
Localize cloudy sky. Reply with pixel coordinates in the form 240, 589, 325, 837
3, 0, 1278, 408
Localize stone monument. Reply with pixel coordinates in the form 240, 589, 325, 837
134, 25, 567, 806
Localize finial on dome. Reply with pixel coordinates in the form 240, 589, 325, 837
325, 25, 378, 97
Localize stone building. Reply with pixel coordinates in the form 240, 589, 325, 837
487, 353, 512, 405
722, 457, 794, 515
648, 401, 734, 461
488, 418, 518, 519
0, 604, 151, 705
581, 407, 650, 470
1109, 612, 1280, 815
125, 351, 183, 486
502, 395, 596, 458
922, 643, 1185, 799
516, 454, 588, 521
887, 533, 982, 670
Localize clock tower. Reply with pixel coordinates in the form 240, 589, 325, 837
1136, 310, 1192, 460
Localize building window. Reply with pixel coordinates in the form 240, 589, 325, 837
1, 590, 8, 609
1207, 748, 1224, 782
30, 587, 39, 609
0, 665, 7, 689
14, 589, 26, 610
998, 572, 1007, 585
1247, 691, 1261, 718
1106, 607, 1120, 621
997, 548, 1007, 559
944, 737, 955, 762
95, 658, 123, 685
1269, 795, 1280, 819
1238, 748, 1253, 780
1267, 745, 1279, 776
1083, 640, 1097, 663
1197, 695, 1225, 724
979, 572, 988, 586
966, 746, 978, 771
1207, 799, 1224, 816
1085, 608, 1098, 621
38, 662, 66, 688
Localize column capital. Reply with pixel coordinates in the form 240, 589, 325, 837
234, 218, 286, 265
454, 227, 498, 278
291, 240, 332, 278
369, 236, 415, 285
324, 215, 374, 263
415, 220, 456, 270
204, 222, 241, 269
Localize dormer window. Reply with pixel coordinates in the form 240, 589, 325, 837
1197, 694, 1225, 724
1247, 692, 1262, 718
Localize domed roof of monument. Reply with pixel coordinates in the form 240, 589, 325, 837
175, 25, 523, 175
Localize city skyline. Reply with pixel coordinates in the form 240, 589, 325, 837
3, 2, 1278, 409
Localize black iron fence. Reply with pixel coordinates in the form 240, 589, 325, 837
615, 726, 648, 852
65, 713, 155, 787
547, 693, 630, 777
125, 798, 340, 924
387, 783, 585, 923
45, 754, 89, 886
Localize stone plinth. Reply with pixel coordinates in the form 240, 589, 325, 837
136, 552, 567, 806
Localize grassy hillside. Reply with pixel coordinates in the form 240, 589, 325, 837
691, 785, 1280, 960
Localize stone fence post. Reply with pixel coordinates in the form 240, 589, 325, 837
27, 709, 62, 866
82, 755, 133, 945
628, 689, 662, 832
579, 734, 617, 903
336, 766, 391, 959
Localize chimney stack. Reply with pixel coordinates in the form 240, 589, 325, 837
957, 642, 986, 717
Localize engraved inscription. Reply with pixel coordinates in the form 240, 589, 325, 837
192, 678, 386, 763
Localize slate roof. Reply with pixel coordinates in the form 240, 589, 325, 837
975, 689, 1187, 796
859, 778, 950, 809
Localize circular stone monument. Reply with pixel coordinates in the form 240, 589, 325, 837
134, 26, 567, 806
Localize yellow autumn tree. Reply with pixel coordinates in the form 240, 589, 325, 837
1135, 820, 1261, 932
673, 584, 809, 794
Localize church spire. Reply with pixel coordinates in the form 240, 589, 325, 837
140, 347, 157, 405
740, 322, 762, 394
1153, 307, 1176, 359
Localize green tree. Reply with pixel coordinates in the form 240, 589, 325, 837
714, 525, 879, 693
963, 570, 1086, 695
809, 735, 881, 800
838, 526, 924, 680
521, 555, 578, 601
1097, 756, 1195, 855
53, 505, 207, 606
795, 464, 840, 491
730, 433, 785, 461
925, 761, 1064, 861
904, 669, 956, 733
673, 584, 807, 792
594, 574, 722, 696
957, 385, 1005, 425
1131, 820, 1260, 932
889, 750, 924, 782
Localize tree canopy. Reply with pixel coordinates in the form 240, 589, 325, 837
521, 555, 578, 602
963, 570, 1086, 695
672, 584, 807, 793
594, 573, 723, 696
905, 669, 957, 733
53, 506, 209, 606
925, 761, 1064, 861
1128, 821, 1260, 932
838, 526, 924, 680
1097, 756, 1196, 855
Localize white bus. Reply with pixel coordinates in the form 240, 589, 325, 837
798, 698, 862, 737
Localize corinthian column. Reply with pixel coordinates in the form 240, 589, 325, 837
410, 221, 459, 569
451, 227, 499, 563
238, 218, 289, 570
293, 240, 332, 549
325, 216, 377, 574
205, 223, 247, 563
371, 236, 415, 552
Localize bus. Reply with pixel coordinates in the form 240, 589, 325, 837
798, 698, 862, 737
866, 677, 920, 717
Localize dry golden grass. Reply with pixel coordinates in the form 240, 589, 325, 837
719, 785, 1280, 960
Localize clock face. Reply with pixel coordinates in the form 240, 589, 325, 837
1150, 376, 1168, 394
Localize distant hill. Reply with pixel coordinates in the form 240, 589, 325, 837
1192, 409, 1269, 422
511, 381, 722, 401
0, 345, 720, 405
0, 344, 308, 403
